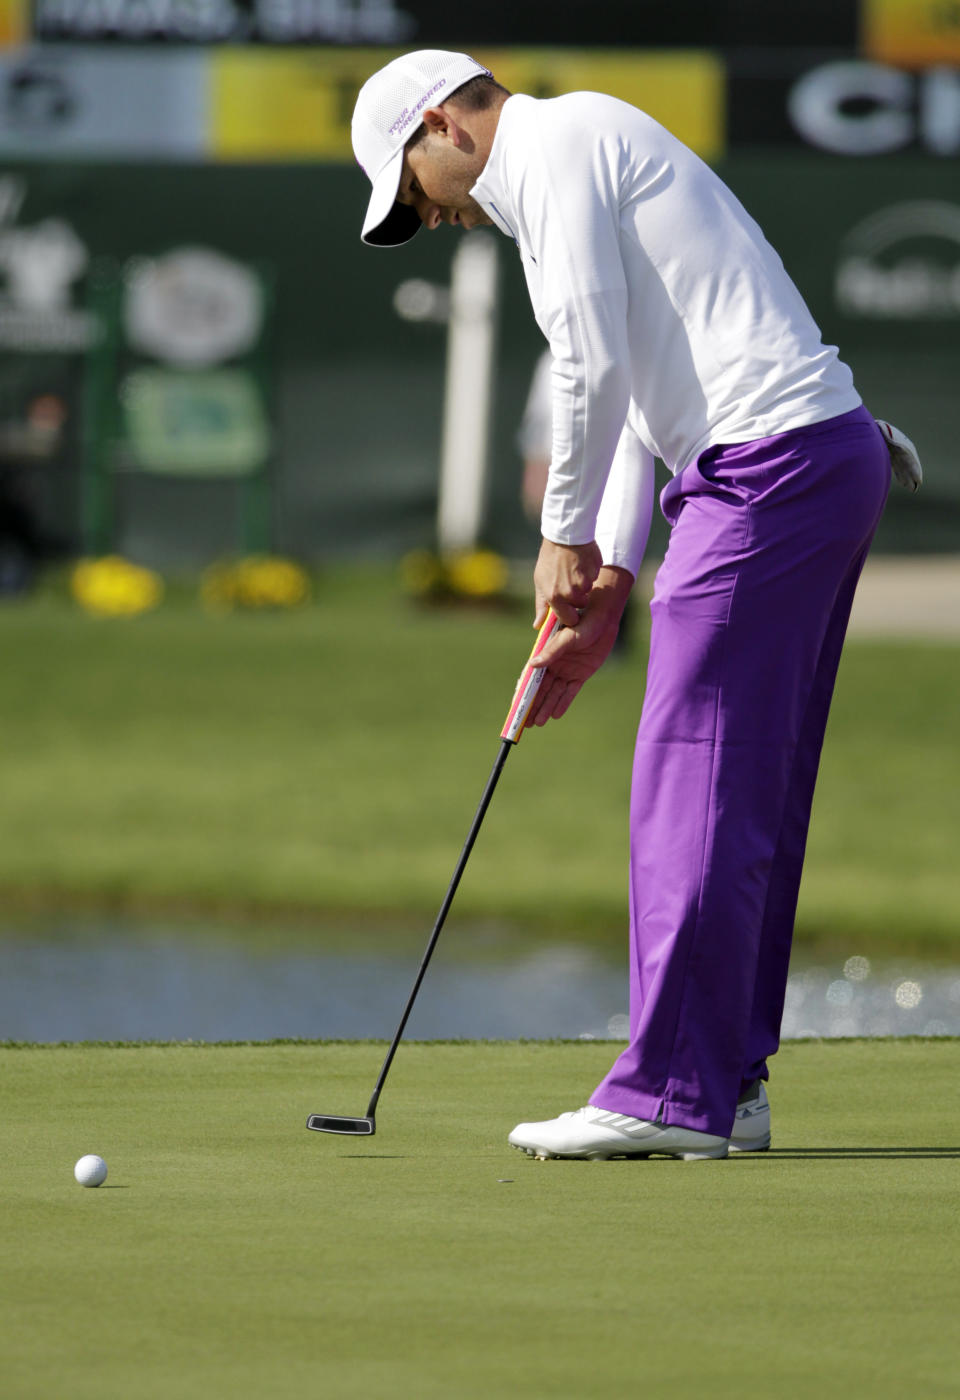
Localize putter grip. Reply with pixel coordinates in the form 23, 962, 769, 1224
500, 612, 562, 743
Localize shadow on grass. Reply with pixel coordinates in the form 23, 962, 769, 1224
744, 1147, 960, 1160
499, 1148, 960, 1163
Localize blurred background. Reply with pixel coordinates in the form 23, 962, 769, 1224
0, 0, 958, 1043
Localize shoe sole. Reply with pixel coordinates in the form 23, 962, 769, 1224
511, 1143, 728, 1162
728, 1135, 771, 1153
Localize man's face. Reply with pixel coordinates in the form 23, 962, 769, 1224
397, 126, 494, 234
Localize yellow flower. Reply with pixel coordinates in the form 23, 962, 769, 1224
71, 557, 164, 617
400, 548, 509, 601
200, 556, 310, 611
399, 549, 444, 597
444, 549, 509, 599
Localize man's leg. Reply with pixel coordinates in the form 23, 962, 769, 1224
590, 410, 889, 1137
739, 540, 872, 1088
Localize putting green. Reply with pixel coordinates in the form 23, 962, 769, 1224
2, 1039, 958, 1399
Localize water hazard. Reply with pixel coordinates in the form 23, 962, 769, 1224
1, 917, 958, 1043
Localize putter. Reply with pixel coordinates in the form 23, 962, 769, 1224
307, 611, 562, 1137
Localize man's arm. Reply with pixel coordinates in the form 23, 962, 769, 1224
512, 107, 634, 562
529, 420, 655, 724
532, 420, 654, 625
509, 103, 657, 718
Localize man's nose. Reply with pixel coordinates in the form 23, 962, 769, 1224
414, 194, 442, 231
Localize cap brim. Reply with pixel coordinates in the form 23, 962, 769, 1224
361, 147, 421, 247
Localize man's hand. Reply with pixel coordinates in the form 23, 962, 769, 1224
534, 538, 603, 628
526, 565, 635, 727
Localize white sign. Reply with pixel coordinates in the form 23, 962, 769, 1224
789, 61, 960, 156
835, 201, 960, 319
0, 174, 96, 350
124, 247, 263, 366
34, 0, 415, 42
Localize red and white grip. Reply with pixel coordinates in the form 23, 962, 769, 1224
500, 612, 562, 743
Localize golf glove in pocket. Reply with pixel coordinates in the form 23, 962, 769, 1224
876, 419, 923, 491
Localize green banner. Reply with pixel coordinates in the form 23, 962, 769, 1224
121, 368, 270, 477
1, 154, 957, 565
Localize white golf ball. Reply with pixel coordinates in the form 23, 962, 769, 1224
74, 1154, 108, 1188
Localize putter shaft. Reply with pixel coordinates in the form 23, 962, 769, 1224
307, 613, 561, 1137
364, 737, 512, 1121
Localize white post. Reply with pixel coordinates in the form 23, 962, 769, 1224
436, 233, 499, 555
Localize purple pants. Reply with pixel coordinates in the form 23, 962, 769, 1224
590, 405, 890, 1137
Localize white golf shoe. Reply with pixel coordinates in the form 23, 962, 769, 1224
508, 1106, 729, 1161
728, 1080, 771, 1152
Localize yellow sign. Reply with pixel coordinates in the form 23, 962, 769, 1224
0, 0, 26, 47
863, 0, 960, 65
212, 47, 725, 163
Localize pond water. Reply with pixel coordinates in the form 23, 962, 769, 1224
1, 918, 958, 1043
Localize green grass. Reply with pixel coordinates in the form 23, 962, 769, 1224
0, 567, 958, 953
2, 1039, 958, 1399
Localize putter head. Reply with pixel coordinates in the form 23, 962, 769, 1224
306, 1113, 376, 1136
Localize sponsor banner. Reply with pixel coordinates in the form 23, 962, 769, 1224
30, 0, 857, 48
212, 46, 725, 162
862, 0, 960, 67
3, 44, 960, 164
0, 45, 207, 158
730, 51, 960, 155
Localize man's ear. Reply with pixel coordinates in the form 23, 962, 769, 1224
422, 105, 462, 145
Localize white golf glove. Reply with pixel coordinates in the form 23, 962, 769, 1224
875, 419, 922, 491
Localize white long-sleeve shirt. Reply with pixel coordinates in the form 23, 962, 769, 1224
470, 92, 861, 577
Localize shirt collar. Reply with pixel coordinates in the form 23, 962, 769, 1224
470, 95, 523, 242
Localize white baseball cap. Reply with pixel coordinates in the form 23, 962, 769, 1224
352, 49, 491, 247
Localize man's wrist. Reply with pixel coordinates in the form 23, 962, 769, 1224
596, 564, 636, 598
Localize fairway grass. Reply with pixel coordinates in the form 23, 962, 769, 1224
0, 572, 958, 954
2, 1038, 958, 1399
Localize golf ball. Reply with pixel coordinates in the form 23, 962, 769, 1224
74, 1154, 108, 1188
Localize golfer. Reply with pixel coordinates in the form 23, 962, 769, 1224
352, 51, 920, 1160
